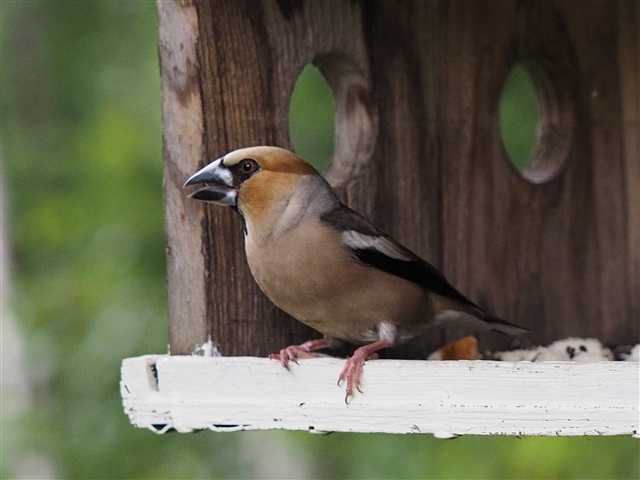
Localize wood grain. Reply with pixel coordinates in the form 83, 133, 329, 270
158, 0, 208, 354
159, 0, 639, 357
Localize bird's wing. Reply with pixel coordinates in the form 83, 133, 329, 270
320, 206, 478, 308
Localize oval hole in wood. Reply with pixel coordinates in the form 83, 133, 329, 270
288, 64, 335, 172
499, 64, 539, 172
313, 54, 378, 188
500, 60, 574, 184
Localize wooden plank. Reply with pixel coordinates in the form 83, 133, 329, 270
439, 0, 640, 348
121, 355, 640, 437
159, 0, 639, 357
162, 0, 379, 356
158, 0, 209, 354
617, 1, 640, 339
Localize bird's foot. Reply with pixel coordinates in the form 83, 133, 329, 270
269, 338, 330, 369
269, 346, 321, 368
337, 354, 366, 400
337, 339, 390, 402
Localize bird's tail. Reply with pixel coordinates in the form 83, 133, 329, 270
484, 316, 529, 336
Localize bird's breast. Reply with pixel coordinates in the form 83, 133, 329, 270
243, 219, 432, 344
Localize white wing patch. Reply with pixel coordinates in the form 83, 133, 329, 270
341, 230, 415, 261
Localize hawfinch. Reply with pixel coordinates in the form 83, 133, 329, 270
184, 146, 527, 399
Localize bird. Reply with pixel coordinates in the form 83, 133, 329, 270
184, 146, 528, 400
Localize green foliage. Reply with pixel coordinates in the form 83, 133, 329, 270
499, 64, 540, 171
289, 64, 336, 171
2, 3, 638, 479
290, 431, 640, 479
2, 3, 242, 479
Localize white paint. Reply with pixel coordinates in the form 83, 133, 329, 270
192, 337, 222, 357
121, 355, 640, 437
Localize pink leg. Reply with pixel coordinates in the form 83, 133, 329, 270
338, 339, 390, 401
269, 338, 331, 369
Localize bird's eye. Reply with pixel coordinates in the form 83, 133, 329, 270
579, 345, 587, 352
240, 159, 258, 175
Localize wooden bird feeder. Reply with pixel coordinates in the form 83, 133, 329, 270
122, 0, 639, 437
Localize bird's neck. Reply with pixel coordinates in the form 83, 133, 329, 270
240, 175, 338, 246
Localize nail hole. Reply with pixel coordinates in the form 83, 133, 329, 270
288, 64, 335, 172
499, 64, 540, 172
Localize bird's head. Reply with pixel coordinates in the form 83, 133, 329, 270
184, 146, 318, 205
184, 147, 324, 229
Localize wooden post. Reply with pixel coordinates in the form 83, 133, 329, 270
159, 0, 639, 357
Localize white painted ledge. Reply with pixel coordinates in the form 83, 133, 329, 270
121, 355, 639, 437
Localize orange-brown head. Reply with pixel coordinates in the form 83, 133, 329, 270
184, 146, 331, 236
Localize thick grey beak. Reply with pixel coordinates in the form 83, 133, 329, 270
183, 158, 237, 206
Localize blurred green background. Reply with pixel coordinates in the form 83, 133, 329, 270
2, 2, 638, 479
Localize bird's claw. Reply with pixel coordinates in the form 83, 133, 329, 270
269, 344, 321, 369
336, 341, 388, 402
338, 355, 366, 403
271, 340, 382, 403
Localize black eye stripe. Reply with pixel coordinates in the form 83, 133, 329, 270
228, 158, 259, 186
